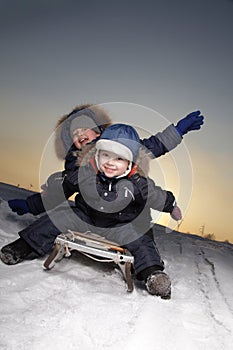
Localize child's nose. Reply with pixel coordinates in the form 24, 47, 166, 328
106, 158, 115, 165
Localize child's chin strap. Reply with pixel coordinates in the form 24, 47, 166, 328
127, 164, 138, 178
89, 156, 138, 178
90, 156, 99, 174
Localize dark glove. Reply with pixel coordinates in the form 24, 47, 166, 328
175, 111, 204, 136
8, 199, 30, 216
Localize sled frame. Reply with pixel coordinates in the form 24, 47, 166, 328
43, 230, 134, 292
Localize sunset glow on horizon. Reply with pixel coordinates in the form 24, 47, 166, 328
0, 0, 232, 243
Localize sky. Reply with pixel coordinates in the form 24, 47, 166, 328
0, 0, 233, 242
1, 185, 233, 349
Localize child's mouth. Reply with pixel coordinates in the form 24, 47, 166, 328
104, 166, 115, 173
79, 137, 89, 144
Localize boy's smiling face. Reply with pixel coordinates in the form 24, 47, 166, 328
98, 150, 129, 178
72, 128, 100, 149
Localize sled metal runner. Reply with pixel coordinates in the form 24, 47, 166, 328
43, 230, 134, 292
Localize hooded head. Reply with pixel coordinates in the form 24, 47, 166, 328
95, 124, 140, 177
55, 104, 112, 158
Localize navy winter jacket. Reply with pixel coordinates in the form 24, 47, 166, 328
67, 162, 175, 229
26, 124, 180, 216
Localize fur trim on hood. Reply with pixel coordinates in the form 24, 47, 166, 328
54, 104, 112, 159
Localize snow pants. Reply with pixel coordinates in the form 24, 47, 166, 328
19, 205, 164, 279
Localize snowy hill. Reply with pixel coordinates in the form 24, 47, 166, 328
0, 182, 36, 200
0, 182, 233, 350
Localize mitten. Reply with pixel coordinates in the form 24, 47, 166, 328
175, 111, 204, 136
8, 199, 30, 216
170, 205, 182, 221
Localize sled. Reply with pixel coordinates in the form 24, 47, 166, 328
43, 230, 134, 292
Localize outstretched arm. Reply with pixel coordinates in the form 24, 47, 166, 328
140, 110, 204, 158
8, 172, 75, 216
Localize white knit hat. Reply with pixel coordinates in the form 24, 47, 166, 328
96, 139, 133, 162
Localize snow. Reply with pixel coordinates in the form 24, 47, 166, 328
1, 182, 233, 350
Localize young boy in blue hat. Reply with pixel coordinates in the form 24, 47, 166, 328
1, 123, 182, 299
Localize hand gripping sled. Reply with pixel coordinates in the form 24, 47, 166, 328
43, 230, 134, 292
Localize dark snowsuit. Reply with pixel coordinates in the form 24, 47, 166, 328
26, 123, 181, 216
19, 158, 176, 280
19, 107, 181, 279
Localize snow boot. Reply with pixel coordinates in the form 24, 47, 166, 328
145, 271, 171, 299
0, 238, 33, 265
